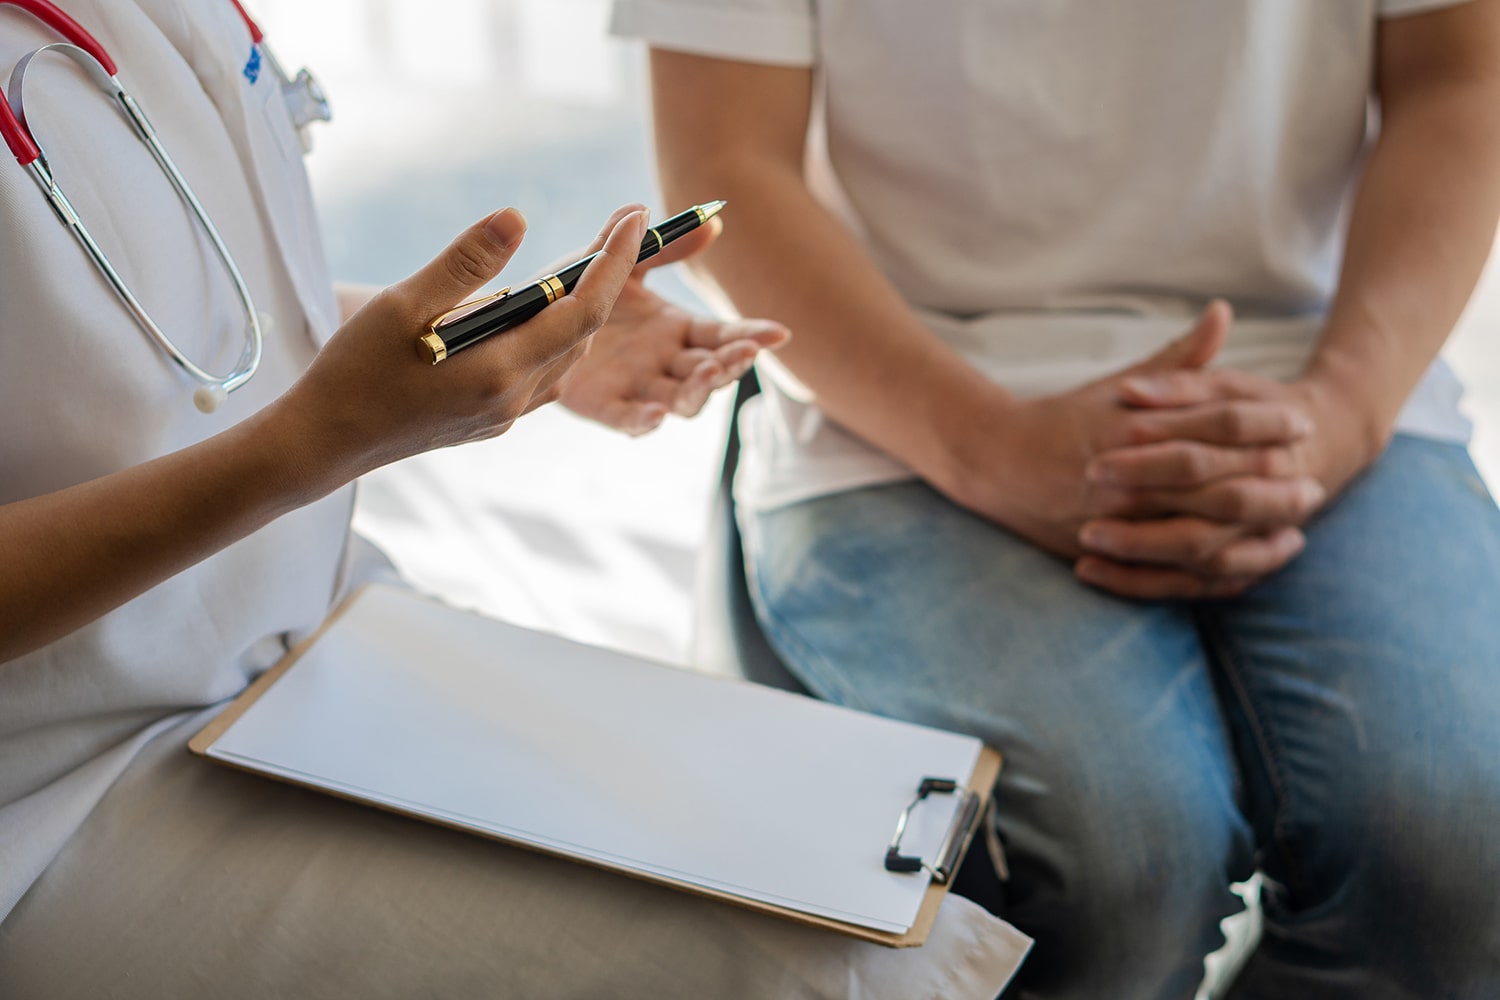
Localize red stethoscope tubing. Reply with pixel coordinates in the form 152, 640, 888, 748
225, 0, 262, 44
0, 0, 262, 165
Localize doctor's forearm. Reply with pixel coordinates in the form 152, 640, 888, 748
0, 208, 649, 665
1303, 4, 1500, 460
0, 407, 349, 665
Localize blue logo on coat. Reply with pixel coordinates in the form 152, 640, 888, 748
243, 46, 262, 85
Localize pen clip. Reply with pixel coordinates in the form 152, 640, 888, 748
429, 286, 511, 333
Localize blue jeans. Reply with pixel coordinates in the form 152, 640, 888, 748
741, 435, 1500, 1000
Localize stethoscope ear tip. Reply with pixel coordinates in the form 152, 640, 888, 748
193, 384, 229, 414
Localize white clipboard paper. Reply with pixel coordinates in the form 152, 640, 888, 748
191, 585, 998, 945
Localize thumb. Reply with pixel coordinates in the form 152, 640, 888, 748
400, 208, 528, 310
1129, 299, 1232, 375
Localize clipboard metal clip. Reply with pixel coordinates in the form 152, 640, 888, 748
884, 776, 981, 884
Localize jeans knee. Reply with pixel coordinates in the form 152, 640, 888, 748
1073, 799, 1243, 934
1375, 766, 1500, 934
999, 771, 1250, 996
1276, 753, 1500, 979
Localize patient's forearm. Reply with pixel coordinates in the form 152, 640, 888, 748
1305, 5, 1500, 456
650, 54, 1010, 495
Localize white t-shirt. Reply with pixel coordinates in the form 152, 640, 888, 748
613, 0, 1475, 511
0, 0, 363, 917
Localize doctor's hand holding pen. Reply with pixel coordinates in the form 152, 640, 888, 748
325, 203, 789, 443
0, 205, 786, 665
279, 203, 789, 477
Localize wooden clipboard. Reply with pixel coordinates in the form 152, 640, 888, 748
191, 586, 1003, 948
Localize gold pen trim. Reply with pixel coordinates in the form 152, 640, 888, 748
648, 227, 665, 252
538, 274, 566, 304
419, 332, 448, 365
428, 286, 511, 333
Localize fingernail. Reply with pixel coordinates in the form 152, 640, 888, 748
613, 210, 646, 241
1292, 413, 1315, 437
485, 207, 526, 244
1123, 376, 1164, 398
1074, 558, 1104, 583
1079, 525, 1107, 549
1085, 460, 1117, 484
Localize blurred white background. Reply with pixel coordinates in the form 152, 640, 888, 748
252, 0, 731, 664
247, 0, 1500, 665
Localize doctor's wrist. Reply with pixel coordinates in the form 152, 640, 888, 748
248, 395, 373, 509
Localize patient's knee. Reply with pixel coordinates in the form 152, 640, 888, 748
997, 759, 1251, 995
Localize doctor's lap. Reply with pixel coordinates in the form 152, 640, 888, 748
0, 2, 1021, 996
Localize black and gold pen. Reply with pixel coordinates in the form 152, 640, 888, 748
419, 200, 727, 364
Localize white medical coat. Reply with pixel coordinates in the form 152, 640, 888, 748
0, 0, 354, 918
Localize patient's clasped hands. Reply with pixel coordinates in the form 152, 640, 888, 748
943, 301, 1366, 601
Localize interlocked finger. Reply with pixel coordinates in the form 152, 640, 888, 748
1133, 475, 1326, 526
1121, 400, 1313, 448
1080, 518, 1306, 576
1088, 440, 1300, 489
1074, 557, 1259, 601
